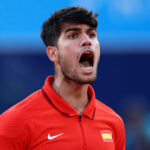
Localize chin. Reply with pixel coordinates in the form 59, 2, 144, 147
75, 75, 97, 84
83, 78, 97, 84
62, 70, 97, 84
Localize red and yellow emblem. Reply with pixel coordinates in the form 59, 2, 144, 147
101, 130, 113, 142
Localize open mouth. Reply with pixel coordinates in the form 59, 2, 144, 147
79, 51, 94, 68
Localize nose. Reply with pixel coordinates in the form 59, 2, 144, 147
80, 33, 92, 47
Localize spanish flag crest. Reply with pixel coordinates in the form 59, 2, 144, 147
101, 130, 113, 142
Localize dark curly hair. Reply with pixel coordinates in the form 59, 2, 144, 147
41, 6, 98, 47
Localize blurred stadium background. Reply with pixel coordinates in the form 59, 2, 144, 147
0, 0, 150, 149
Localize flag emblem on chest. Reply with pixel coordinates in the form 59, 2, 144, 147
101, 130, 113, 142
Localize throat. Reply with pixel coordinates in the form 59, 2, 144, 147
68, 95, 89, 114
52, 79, 89, 114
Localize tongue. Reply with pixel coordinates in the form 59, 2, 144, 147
80, 61, 91, 67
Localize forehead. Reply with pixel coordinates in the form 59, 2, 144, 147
60, 23, 95, 33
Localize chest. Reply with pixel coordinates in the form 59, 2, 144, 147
29, 114, 116, 150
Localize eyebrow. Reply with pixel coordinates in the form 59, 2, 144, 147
65, 28, 81, 33
64, 27, 96, 34
87, 27, 96, 32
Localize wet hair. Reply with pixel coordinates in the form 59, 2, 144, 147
41, 6, 98, 47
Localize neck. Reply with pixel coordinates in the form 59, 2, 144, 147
52, 76, 89, 114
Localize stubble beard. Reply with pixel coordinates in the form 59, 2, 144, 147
58, 55, 98, 84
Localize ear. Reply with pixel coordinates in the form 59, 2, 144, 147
46, 46, 59, 62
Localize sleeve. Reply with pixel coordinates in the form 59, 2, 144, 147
0, 135, 28, 150
115, 117, 126, 150
0, 113, 31, 150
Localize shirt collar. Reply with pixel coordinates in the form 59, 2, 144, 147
42, 76, 96, 119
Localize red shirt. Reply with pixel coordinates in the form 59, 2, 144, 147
0, 76, 125, 150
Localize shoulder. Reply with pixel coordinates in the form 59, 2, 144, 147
95, 99, 126, 149
95, 99, 124, 125
0, 89, 44, 138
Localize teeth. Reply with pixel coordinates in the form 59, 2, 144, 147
81, 66, 93, 70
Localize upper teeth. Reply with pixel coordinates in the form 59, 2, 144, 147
85, 52, 90, 54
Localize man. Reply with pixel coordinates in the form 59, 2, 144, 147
0, 6, 125, 150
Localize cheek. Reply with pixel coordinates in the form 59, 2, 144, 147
63, 45, 78, 60
59, 48, 77, 66
94, 40, 100, 59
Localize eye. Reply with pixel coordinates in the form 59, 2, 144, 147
68, 33, 78, 39
88, 33, 96, 38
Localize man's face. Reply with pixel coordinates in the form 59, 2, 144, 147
56, 23, 100, 84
